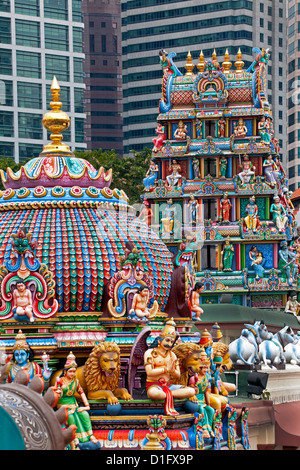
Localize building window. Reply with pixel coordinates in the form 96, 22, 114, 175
19, 143, 42, 162
44, 0, 68, 20
0, 1, 10, 13
0, 142, 14, 158
89, 34, 95, 53
73, 27, 82, 53
46, 54, 69, 82
289, 167, 295, 179
15, 0, 39, 17
289, 148, 295, 161
18, 112, 43, 140
0, 18, 11, 44
101, 35, 106, 53
113, 35, 118, 53
17, 51, 41, 78
0, 110, 14, 137
75, 118, 84, 143
72, 0, 82, 22
0, 80, 13, 106
74, 88, 84, 113
17, 82, 42, 109
74, 58, 83, 82
15, 19, 40, 48
45, 23, 69, 51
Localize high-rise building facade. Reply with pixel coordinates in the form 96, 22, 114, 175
0, 0, 86, 163
287, 0, 300, 192
82, 0, 123, 155
122, 0, 287, 161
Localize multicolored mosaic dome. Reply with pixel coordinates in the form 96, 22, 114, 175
0, 78, 173, 314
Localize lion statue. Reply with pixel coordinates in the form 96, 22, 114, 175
171, 342, 203, 386
50, 341, 132, 405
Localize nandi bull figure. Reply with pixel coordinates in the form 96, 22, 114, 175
259, 325, 296, 368
283, 331, 300, 366
229, 320, 272, 366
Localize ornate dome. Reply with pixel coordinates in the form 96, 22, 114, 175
0, 78, 173, 316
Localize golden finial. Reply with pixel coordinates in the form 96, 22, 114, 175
41, 76, 72, 154
222, 49, 232, 74
234, 48, 244, 72
212, 49, 219, 68
185, 51, 194, 76
197, 50, 205, 73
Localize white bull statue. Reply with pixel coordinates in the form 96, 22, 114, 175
259, 325, 296, 368
229, 320, 273, 366
283, 331, 300, 365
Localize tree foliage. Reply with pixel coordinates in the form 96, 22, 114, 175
74, 148, 152, 204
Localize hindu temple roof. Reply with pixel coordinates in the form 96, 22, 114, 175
0, 78, 173, 315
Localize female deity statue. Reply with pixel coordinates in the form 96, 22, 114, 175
233, 118, 247, 137
143, 160, 159, 191
174, 120, 188, 140
138, 199, 153, 226
0, 330, 52, 385
221, 237, 234, 272
187, 195, 199, 224
250, 251, 265, 280
219, 192, 231, 224
55, 352, 99, 448
270, 195, 287, 233
192, 157, 200, 179
263, 154, 279, 188
152, 122, 166, 152
258, 116, 271, 143
196, 119, 203, 138
219, 156, 227, 178
188, 351, 216, 439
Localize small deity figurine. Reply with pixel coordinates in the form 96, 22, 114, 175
218, 117, 226, 137
266, 116, 274, 138
54, 352, 99, 448
128, 286, 152, 321
187, 195, 199, 224
192, 157, 200, 179
219, 192, 231, 224
233, 118, 247, 137
221, 237, 234, 272
166, 159, 182, 189
219, 156, 227, 178
138, 199, 153, 226
285, 291, 300, 318
161, 198, 175, 237
12, 280, 34, 322
238, 155, 255, 185
152, 122, 166, 152
174, 120, 188, 140
190, 282, 204, 320
250, 251, 265, 280
258, 116, 271, 143
270, 195, 287, 233
279, 241, 298, 286
0, 330, 52, 385
144, 319, 196, 416
263, 154, 279, 188
188, 351, 215, 439
196, 118, 203, 138
244, 196, 259, 233
143, 160, 159, 191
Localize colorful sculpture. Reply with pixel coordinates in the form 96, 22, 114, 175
54, 352, 100, 449
0, 330, 52, 385
238, 155, 255, 185
259, 325, 296, 368
270, 195, 287, 233
221, 237, 234, 272
229, 321, 272, 366
244, 196, 259, 233
143, 160, 159, 191
174, 120, 188, 140
263, 154, 279, 187
190, 282, 204, 320
144, 319, 196, 416
152, 122, 166, 153
219, 192, 231, 224
166, 160, 182, 189
233, 118, 247, 137
285, 291, 300, 319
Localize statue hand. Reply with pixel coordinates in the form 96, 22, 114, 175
42, 368, 53, 381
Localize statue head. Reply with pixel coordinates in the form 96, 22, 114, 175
12, 330, 33, 366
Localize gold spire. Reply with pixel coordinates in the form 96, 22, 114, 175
185, 51, 194, 76
234, 48, 244, 72
222, 49, 232, 74
41, 76, 72, 155
197, 50, 205, 73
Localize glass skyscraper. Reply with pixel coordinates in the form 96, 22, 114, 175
0, 0, 86, 162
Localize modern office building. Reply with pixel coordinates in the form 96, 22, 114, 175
287, 0, 300, 192
82, 0, 123, 155
0, 0, 86, 163
122, 0, 287, 161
